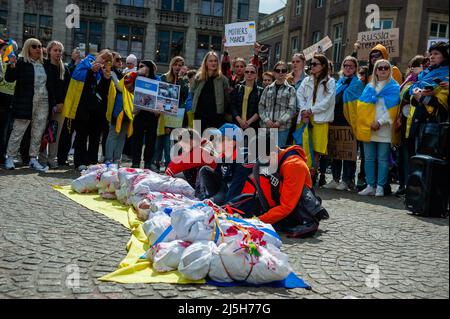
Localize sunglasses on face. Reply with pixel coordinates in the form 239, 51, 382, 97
371, 53, 382, 59
292, 60, 302, 64
343, 64, 355, 69
115, 58, 122, 62
245, 70, 256, 74
31, 44, 42, 49
377, 65, 390, 71
310, 62, 321, 67
274, 68, 288, 74
139, 65, 145, 69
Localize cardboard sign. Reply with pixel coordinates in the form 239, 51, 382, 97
225, 45, 254, 61
225, 21, 256, 47
427, 38, 448, 50
164, 107, 186, 128
303, 36, 333, 61
357, 28, 400, 60
327, 126, 357, 161
133, 76, 181, 116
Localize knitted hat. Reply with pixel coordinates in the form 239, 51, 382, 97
429, 41, 449, 60
126, 54, 137, 65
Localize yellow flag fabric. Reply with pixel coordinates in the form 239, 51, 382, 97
52, 185, 205, 285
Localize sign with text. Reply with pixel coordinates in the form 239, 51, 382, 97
133, 76, 180, 116
225, 21, 256, 47
427, 38, 448, 50
357, 28, 400, 60
303, 36, 333, 61
327, 126, 357, 161
164, 107, 185, 128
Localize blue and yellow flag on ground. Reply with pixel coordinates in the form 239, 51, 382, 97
63, 55, 116, 121
356, 79, 400, 143
337, 76, 364, 134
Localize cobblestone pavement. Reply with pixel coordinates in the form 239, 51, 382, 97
0, 166, 448, 299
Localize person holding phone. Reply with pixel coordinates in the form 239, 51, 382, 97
407, 41, 449, 155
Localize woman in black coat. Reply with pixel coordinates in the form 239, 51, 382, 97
4, 38, 55, 171
230, 64, 263, 131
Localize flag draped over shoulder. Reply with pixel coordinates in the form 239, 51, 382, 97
409, 65, 449, 94
337, 76, 364, 133
106, 78, 134, 138
356, 79, 400, 142
63, 55, 116, 121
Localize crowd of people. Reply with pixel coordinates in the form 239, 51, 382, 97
0, 36, 448, 233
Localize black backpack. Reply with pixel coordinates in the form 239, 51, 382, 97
417, 122, 448, 160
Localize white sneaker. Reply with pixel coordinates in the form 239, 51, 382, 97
375, 186, 385, 197
358, 185, 375, 196
336, 181, 350, 191
5, 157, 15, 170
323, 180, 339, 189
29, 158, 49, 172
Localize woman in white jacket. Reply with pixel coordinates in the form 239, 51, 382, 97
297, 54, 336, 179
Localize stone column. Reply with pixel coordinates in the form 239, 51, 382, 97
52, 0, 70, 52
144, 0, 157, 61
8, 0, 25, 46
184, 0, 198, 67
344, 0, 362, 57
104, 0, 115, 50
401, 0, 424, 70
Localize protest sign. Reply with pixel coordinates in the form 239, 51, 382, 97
225, 21, 256, 47
427, 38, 448, 49
327, 126, 357, 161
357, 28, 399, 60
225, 45, 254, 61
164, 108, 186, 128
303, 36, 333, 61
133, 76, 181, 116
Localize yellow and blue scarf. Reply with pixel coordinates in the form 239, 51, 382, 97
356, 79, 400, 142
337, 75, 364, 133
106, 78, 134, 138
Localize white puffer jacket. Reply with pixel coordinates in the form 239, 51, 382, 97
297, 76, 336, 124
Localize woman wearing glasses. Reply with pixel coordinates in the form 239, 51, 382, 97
356, 60, 400, 197
4, 38, 55, 171
259, 61, 297, 147
230, 64, 263, 131
297, 54, 336, 182
323, 56, 364, 191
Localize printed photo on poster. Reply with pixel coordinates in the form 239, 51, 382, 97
133, 76, 181, 115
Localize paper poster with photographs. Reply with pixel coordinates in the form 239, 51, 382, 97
133, 76, 180, 116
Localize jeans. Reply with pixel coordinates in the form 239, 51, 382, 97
331, 159, 357, 184
277, 130, 289, 147
105, 122, 128, 163
153, 134, 171, 167
363, 141, 391, 187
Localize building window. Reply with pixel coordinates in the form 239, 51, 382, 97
201, 0, 223, 17
430, 22, 449, 39
195, 34, 222, 66
238, 0, 250, 20
291, 37, 298, 54
0, 10, 8, 39
295, 0, 302, 16
74, 21, 103, 56
161, 0, 185, 11
372, 19, 393, 31
312, 31, 321, 44
156, 30, 185, 63
333, 23, 343, 66
315, 0, 323, 8
39, 15, 53, 45
119, 0, 145, 6
116, 24, 145, 60
275, 42, 281, 62
23, 13, 52, 46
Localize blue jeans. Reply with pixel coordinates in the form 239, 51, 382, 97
105, 122, 128, 163
331, 159, 356, 184
153, 134, 171, 166
363, 142, 391, 187
277, 130, 289, 147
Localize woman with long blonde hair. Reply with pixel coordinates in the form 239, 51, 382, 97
191, 51, 229, 132
39, 40, 71, 168
4, 38, 55, 171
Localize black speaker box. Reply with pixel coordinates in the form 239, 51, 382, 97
405, 155, 449, 217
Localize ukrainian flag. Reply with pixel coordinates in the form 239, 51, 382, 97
106, 78, 134, 138
2, 39, 15, 63
337, 76, 364, 134
249, 22, 255, 29
63, 55, 116, 121
356, 79, 400, 142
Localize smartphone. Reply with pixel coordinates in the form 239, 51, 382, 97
424, 85, 434, 90
433, 78, 442, 84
